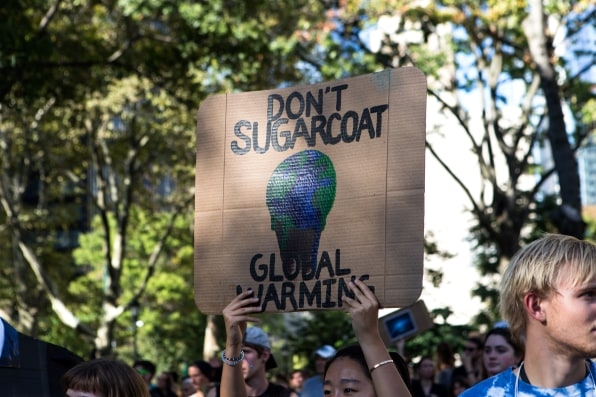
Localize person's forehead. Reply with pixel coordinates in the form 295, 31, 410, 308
484, 334, 509, 346
548, 275, 592, 297
553, 260, 596, 284
325, 357, 371, 387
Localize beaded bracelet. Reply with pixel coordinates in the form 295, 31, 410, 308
222, 350, 245, 366
369, 359, 394, 373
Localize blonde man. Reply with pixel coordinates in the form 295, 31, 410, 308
462, 233, 596, 396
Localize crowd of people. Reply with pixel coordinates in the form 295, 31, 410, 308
61, 233, 596, 397
60, 322, 522, 397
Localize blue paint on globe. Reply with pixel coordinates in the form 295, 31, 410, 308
266, 150, 336, 272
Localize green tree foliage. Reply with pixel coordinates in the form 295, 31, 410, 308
0, 0, 329, 367
299, 0, 595, 326
2, 0, 594, 371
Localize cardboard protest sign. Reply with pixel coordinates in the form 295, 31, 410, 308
194, 67, 426, 314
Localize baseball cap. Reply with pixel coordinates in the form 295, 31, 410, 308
314, 344, 336, 359
243, 327, 278, 369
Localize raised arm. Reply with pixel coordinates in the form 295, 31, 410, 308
342, 279, 412, 397
220, 289, 261, 397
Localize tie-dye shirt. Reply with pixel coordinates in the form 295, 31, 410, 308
460, 361, 596, 397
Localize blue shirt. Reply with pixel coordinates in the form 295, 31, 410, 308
461, 361, 596, 397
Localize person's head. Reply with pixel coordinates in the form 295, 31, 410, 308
313, 344, 337, 375
180, 377, 197, 397
323, 344, 411, 397
188, 360, 213, 390
482, 327, 523, 377
435, 341, 455, 367
462, 336, 483, 362
242, 327, 278, 381
63, 358, 150, 397
415, 356, 436, 381
133, 359, 157, 386
451, 375, 469, 396
156, 371, 175, 392
500, 234, 596, 344
289, 369, 306, 391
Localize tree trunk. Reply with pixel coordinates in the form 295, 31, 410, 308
203, 314, 220, 360
523, 0, 585, 238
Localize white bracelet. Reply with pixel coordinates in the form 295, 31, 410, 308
221, 350, 245, 366
369, 359, 394, 373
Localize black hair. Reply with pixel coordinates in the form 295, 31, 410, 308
483, 327, 524, 358
189, 360, 214, 381
133, 359, 157, 375
466, 336, 483, 349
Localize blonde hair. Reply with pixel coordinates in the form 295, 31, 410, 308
500, 234, 596, 343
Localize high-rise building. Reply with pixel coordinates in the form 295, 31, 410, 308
577, 139, 596, 206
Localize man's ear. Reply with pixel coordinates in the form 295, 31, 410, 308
262, 349, 271, 363
523, 291, 546, 323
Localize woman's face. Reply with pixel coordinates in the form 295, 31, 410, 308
324, 356, 375, 397
417, 358, 435, 380
483, 334, 520, 376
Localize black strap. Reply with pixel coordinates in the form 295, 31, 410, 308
520, 364, 530, 383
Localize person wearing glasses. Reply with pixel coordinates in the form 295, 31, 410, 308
461, 234, 596, 396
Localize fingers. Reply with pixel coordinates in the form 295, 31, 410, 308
223, 290, 262, 326
344, 279, 379, 307
343, 279, 381, 343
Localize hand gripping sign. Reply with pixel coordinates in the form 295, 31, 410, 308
194, 68, 427, 314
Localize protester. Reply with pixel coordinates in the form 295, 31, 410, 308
152, 371, 178, 397
411, 356, 448, 397
63, 358, 150, 397
322, 279, 411, 397
451, 336, 483, 387
219, 279, 411, 397
188, 360, 217, 397
324, 345, 411, 396
134, 359, 158, 392
218, 301, 296, 397
482, 327, 523, 377
180, 377, 197, 397
288, 369, 307, 395
462, 233, 596, 396
301, 344, 336, 397
434, 341, 456, 394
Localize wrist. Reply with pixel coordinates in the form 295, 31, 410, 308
222, 350, 245, 366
